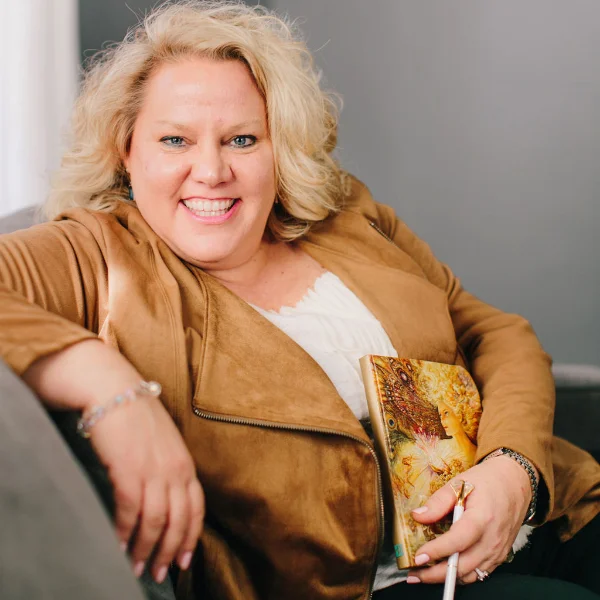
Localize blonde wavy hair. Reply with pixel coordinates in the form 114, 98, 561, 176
45, 0, 347, 241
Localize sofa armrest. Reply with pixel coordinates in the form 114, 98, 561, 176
0, 359, 176, 600
0, 206, 42, 235
0, 359, 148, 599
554, 386, 600, 462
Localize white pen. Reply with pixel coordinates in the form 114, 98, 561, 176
442, 480, 474, 600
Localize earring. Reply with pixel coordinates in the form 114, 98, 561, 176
128, 185, 134, 201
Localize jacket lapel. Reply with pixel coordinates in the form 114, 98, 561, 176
192, 273, 370, 440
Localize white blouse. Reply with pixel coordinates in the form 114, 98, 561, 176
250, 271, 407, 592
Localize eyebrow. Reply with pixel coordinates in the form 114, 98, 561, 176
155, 119, 265, 134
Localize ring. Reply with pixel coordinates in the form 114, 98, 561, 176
475, 568, 490, 582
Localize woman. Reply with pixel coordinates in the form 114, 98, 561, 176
1, 2, 599, 599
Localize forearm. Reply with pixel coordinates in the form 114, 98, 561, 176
455, 291, 555, 458
22, 339, 142, 412
446, 284, 554, 520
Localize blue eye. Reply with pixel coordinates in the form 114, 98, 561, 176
160, 136, 185, 147
230, 135, 256, 148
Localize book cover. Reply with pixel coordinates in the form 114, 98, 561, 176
359, 355, 482, 569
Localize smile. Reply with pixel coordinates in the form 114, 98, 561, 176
182, 198, 237, 216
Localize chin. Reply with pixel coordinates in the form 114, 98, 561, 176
181, 250, 232, 268
176, 243, 239, 270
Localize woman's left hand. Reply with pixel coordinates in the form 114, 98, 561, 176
408, 455, 533, 585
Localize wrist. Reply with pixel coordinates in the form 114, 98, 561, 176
483, 447, 539, 523
22, 340, 143, 411
77, 380, 162, 438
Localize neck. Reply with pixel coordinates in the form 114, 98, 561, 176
206, 240, 291, 292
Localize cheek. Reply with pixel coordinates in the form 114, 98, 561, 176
140, 158, 188, 189
242, 152, 276, 197
128, 139, 187, 191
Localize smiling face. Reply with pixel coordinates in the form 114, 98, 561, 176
124, 57, 276, 271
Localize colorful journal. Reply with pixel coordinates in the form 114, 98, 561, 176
359, 355, 482, 568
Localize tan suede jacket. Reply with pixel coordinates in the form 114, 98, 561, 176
1, 179, 599, 600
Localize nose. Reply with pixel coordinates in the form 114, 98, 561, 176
189, 142, 233, 187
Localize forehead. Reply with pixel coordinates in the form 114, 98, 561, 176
139, 56, 266, 122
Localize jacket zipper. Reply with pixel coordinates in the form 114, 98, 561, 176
193, 407, 385, 599
368, 220, 395, 245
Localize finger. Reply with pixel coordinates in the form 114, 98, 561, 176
150, 485, 189, 583
460, 571, 479, 585
409, 554, 483, 585
455, 548, 497, 582
460, 561, 497, 586
408, 557, 449, 584
410, 539, 498, 585
130, 479, 169, 575
409, 556, 485, 585
177, 478, 205, 570
411, 481, 460, 524
112, 476, 143, 549
414, 515, 483, 565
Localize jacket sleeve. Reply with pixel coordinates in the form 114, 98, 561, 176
369, 193, 555, 521
0, 219, 105, 376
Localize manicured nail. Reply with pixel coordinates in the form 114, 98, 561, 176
134, 561, 145, 578
414, 553, 430, 566
120, 541, 127, 552
179, 551, 193, 570
155, 565, 168, 584
407, 576, 421, 584
412, 506, 428, 514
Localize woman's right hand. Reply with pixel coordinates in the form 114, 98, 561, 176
22, 340, 205, 584
88, 394, 205, 583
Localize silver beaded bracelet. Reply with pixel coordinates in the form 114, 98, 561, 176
76, 380, 162, 438
483, 447, 539, 523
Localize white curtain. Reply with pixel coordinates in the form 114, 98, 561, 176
0, 0, 79, 218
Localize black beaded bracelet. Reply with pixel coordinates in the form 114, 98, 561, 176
483, 447, 538, 523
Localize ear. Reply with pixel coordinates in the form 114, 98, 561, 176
121, 139, 132, 173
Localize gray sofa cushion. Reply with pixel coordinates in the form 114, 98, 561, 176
552, 364, 600, 387
0, 206, 41, 235
0, 359, 148, 600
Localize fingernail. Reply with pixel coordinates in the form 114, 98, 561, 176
407, 576, 421, 584
134, 561, 145, 578
156, 565, 168, 584
414, 553, 430, 566
120, 541, 127, 552
179, 551, 193, 570
412, 506, 428, 514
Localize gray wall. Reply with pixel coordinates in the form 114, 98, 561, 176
79, 0, 258, 60
79, 0, 163, 61
269, 0, 600, 365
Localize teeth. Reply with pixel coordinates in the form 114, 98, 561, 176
183, 198, 235, 216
